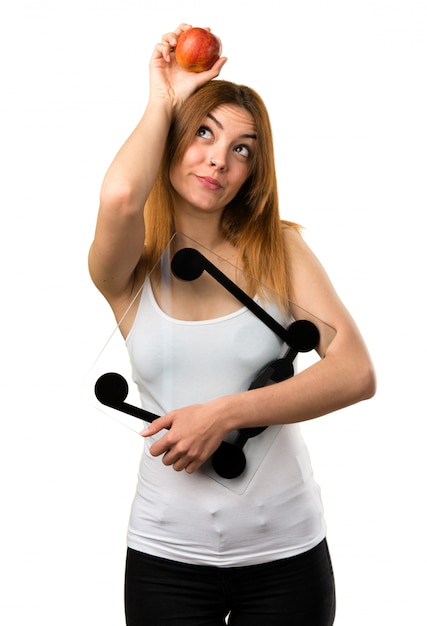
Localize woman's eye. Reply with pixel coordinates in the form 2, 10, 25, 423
196, 126, 213, 139
235, 145, 251, 159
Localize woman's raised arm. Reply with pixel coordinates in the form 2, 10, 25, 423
88, 25, 227, 307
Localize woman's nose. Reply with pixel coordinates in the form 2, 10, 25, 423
209, 156, 226, 170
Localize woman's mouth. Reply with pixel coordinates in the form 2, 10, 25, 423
196, 176, 223, 191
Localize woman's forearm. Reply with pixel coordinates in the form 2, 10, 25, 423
100, 97, 174, 213
224, 337, 376, 431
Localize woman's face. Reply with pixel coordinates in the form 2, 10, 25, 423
169, 104, 257, 217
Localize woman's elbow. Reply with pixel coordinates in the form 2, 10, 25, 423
99, 181, 141, 219
357, 357, 377, 401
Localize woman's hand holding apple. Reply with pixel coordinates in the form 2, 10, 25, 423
149, 24, 226, 109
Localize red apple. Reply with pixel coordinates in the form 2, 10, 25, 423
175, 27, 222, 73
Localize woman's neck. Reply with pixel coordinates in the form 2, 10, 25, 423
173, 212, 225, 252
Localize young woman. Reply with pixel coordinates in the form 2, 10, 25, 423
89, 23, 376, 626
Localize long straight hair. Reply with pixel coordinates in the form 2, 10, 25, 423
144, 80, 299, 300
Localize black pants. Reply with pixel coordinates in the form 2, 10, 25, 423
125, 539, 336, 625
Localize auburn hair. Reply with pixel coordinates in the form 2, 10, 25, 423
144, 80, 299, 300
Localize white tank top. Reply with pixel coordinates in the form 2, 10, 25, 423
125, 278, 326, 567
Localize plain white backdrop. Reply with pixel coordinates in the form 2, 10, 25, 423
1, 0, 426, 623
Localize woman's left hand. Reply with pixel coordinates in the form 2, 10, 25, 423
141, 400, 231, 474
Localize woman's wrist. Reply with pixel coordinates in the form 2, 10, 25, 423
212, 391, 259, 435
145, 94, 176, 122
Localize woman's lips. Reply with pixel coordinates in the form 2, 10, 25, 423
196, 175, 223, 190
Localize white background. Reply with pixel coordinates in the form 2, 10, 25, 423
1, 0, 426, 624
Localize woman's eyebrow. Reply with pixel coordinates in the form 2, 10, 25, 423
207, 112, 223, 129
207, 112, 257, 140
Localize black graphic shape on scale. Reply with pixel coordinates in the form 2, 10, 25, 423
95, 248, 319, 479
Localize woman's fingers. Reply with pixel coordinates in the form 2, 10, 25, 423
157, 23, 192, 60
